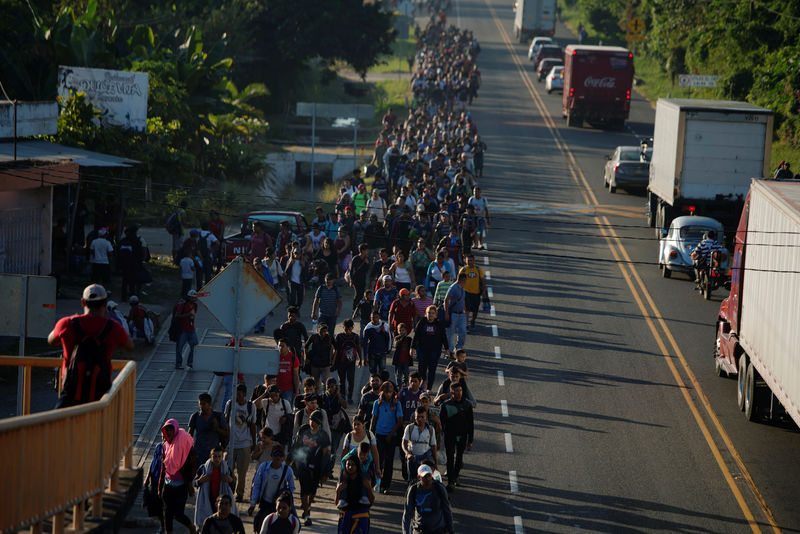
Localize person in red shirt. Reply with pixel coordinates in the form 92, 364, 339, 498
48, 284, 133, 408
388, 288, 416, 336
273, 329, 300, 405
175, 290, 199, 370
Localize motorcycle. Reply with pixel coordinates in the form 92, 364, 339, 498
696, 250, 730, 300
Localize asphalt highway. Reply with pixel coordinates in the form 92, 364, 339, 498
366, 0, 800, 532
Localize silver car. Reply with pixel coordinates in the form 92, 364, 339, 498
603, 146, 651, 193
658, 215, 729, 279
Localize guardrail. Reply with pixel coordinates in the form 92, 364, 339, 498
0, 357, 136, 534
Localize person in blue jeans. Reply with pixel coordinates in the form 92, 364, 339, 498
175, 290, 199, 369
363, 311, 391, 374
370, 381, 403, 495
312, 273, 342, 334
443, 273, 468, 354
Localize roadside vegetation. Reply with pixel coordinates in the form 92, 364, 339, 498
0, 0, 397, 219
557, 0, 800, 167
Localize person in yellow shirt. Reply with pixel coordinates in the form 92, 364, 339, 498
458, 254, 486, 330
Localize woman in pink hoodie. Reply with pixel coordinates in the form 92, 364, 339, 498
160, 419, 198, 534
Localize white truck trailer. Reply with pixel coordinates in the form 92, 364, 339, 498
514, 0, 557, 43
716, 179, 800, 424
647, 99, 773, 238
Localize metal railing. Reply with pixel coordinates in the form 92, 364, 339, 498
0, 357, 136, 534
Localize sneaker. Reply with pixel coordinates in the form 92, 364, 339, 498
359, 495, 370, 505
175, 364, 184, 370
381, 488, 390, 495
304, 517, 313, 527
337, 499, 347, 509
186, 364, 193, 370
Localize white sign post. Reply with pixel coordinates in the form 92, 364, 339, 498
57, 66, 149, 131
190, 257, 282, 463
0, 274, 57, 415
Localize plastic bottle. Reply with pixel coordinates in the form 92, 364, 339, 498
374, 477, 381, 492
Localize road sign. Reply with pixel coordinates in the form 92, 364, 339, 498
196, 257, 282, 336
192, 346, 280, 375
678, 74, 720, 88
296, 103, 374, 120
0, 274, 56, 338
628, 16, 645, 34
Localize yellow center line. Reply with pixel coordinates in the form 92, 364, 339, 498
484, 0, 780, 531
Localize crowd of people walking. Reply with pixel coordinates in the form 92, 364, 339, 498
141, 9, 486, 534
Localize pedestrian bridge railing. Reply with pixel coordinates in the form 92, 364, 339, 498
0, 357, 136, 534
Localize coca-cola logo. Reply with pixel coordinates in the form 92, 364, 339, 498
584, 76, 616, 88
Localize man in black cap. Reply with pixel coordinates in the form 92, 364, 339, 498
294, 409, 331, 526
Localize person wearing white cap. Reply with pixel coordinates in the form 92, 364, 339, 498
88, 227, 114, 285
48, 284, 133, 408
402, 464, 453, 534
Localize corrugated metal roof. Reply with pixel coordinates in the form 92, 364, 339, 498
0, 140, 138, 167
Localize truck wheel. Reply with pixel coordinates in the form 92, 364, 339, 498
736, 356, 747, 411
744, 362, 759, 421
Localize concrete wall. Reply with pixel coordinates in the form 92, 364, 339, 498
263, 151, 361, 197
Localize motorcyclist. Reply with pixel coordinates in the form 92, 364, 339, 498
690, 230, 723, 288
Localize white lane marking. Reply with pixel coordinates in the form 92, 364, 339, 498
494, 346, 501, 359
492, 324, 499, 337
490, 305, 496, 317
487, 287, 493, 298
497, 370, 505, 386
505, 432, 514, 453
501, 400, 509, 417
514, 516, 524, 533
485, 270, 492, 281
509, 470, 519, 493
484, 256, 490, 265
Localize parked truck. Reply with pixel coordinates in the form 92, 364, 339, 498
561, 45, 634, 129
514, 0, 557, 43
647, 99, 773, 238
715, 179, 800, 426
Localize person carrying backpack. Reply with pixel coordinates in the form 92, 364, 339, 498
247, 445, 296, 533
223, 384, 257, 501
48, 284, 133, 408
167, 201, 188, 263
402, 465, 453, 534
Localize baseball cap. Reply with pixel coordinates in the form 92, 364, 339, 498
128, 295, 139, 304
82, 284, 108, 303
326, 377, 338, 387
399, 288, 410, 297
418, 465, 433, 477
187, 289, 198, 298
310, 410, 324, 424
419, 392, 431, 401
97, 228, 108, 236
107, 300, 118, 310
381, 274, 393, 282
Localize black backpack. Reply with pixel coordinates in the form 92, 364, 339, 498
198, 232, 210, 262
168, 301, 184, 342
62, 318, 114, 404
165, 211, 181, 234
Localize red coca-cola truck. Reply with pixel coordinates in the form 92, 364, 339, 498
562, 45, 634, 129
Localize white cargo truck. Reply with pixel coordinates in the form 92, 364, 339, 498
647, 99, 773, 237
514, 0, 557, 43
716, 179, 800, 424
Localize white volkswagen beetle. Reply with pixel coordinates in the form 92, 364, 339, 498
658, 215, 729, 279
